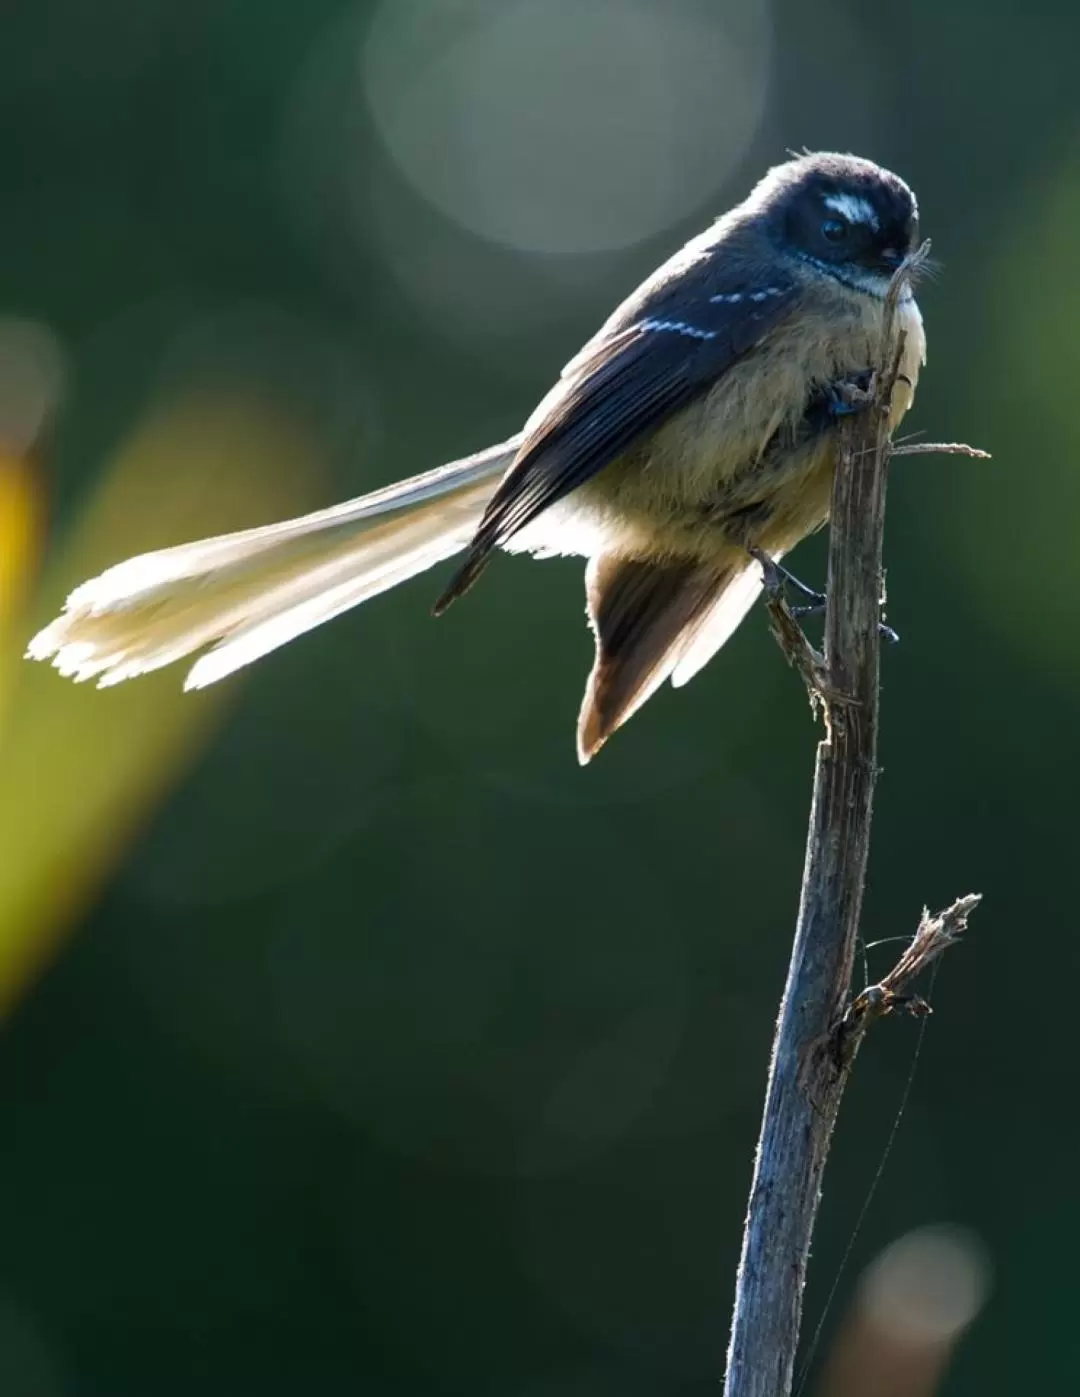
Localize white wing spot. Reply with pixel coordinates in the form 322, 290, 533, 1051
640, 317, 719, 340
711, 286, 784, 305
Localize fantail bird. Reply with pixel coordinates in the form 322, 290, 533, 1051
28, 151, 926, 763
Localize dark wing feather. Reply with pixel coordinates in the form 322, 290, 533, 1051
433, 270, 798, 611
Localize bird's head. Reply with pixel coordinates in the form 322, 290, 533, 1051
754, 152, 921, 297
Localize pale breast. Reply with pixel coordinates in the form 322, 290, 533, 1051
601, 285, 922, 511
510, 288, 925, 566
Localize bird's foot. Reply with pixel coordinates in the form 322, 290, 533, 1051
791, 596, 899, 644
750, 548, 898, 644
751, 549, 825, 610
826, 367, 875, 418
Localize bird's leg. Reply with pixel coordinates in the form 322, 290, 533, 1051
790, 593, 900, 645
749, 548, 824, 611
776, 564, 827, 612
749, 547, 899, 644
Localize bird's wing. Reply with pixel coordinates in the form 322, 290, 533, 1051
434, 272, 798, 610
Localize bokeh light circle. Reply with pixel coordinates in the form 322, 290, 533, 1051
361, 0, 772, 256
859, 1224, 991, 1343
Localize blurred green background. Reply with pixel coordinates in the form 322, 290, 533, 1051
0, 0, 1073, 1391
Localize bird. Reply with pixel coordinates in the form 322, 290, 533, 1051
28, 151, 926, 764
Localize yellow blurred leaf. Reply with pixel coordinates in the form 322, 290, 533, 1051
0, 450, 44, 728
0, 396, 327, 1012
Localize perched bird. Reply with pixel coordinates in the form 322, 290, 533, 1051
28, 151, 926, 763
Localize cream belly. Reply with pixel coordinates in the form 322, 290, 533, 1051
507, 289, 925, 568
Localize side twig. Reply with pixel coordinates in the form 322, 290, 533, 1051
890, 441, 991, 459
836, 893, 982, 1068
723, 244, 983, 1397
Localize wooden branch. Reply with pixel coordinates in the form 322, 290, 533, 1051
723, 244, 982, 1397
759, 580, 857, 718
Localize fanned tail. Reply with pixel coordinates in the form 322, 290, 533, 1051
28, 437, 518, 689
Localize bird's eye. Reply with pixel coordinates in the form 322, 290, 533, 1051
820, 217, 848, 242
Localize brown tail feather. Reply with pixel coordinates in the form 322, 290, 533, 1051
576, 554, 730, 763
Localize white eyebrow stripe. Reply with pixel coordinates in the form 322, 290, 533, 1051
824, 193, 880, 229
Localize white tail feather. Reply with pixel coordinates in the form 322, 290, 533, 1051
28, 438, 517, 688
669, 554, 776, 688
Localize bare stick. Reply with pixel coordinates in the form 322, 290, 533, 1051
837, 893, 982, 1065
890, 441, 991, 459
751, 549, 830, 712
723, 245, 981, 1397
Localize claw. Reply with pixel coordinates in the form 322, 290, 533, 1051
791, 600, 900, 644
750, 548, 825, 608
750, 547, 899, 643
826, 368, 875, 419
778, 569, 827, 608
